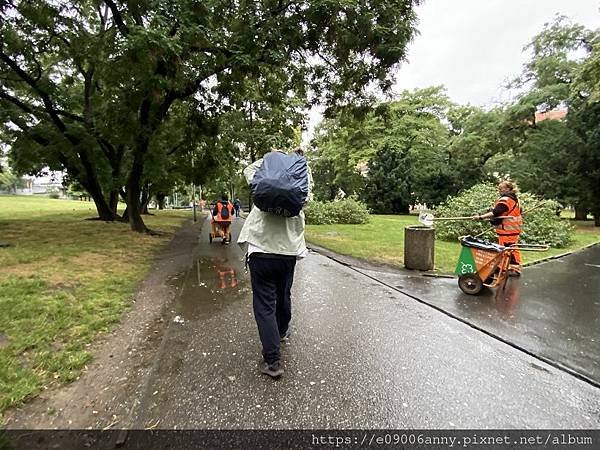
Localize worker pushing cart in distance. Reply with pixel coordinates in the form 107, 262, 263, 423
209, 193, 234, 245
455, 235, 548, 295
416, 186, 551, 294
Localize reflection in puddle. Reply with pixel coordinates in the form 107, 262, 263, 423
454, 278, 522, 322
175, 256, 249, 320
196, 257, 239, 290
494, 278, 522, 318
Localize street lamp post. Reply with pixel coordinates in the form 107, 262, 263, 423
191, 156, 197, 222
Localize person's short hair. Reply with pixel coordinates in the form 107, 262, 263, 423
294, 147, 304, 156
221, 192, 229, 201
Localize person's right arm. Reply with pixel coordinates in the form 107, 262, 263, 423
473, 203, 508, 220
243, 159, 263, 184
305, 164, 314, 204
492, 203, 509, 216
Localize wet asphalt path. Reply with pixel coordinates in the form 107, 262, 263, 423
357, 244, 600, 385
134, 217, 600, 428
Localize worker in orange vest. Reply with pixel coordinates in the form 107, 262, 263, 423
473, 181, 523, 276
211, 193, 234, 244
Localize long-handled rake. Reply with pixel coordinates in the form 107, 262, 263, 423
417, 213, 491, 227
418, 201, 548, 228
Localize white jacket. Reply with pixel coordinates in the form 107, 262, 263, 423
237, 153, 313, 256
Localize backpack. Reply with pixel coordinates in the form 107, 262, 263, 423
219, 201, 230, 219
250, 152, 309, 217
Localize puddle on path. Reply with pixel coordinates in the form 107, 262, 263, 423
451, 278, 524, 320
169, 255, 250, 321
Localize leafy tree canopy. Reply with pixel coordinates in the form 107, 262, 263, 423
498, 16, 600, 223
311, 86, 454, 208
1, 0, 422, 231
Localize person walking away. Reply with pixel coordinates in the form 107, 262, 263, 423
211, 193, 234, 244
233, 197, 242, 217
473, 181, 523, 276
238, 148, 312, 378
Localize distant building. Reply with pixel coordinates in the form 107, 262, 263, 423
355, 161, 369, 177
15, 171, 65, 196
534, 108, 567, 123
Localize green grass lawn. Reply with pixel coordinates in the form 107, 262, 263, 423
306, 214, 600, 274
0, 195, 193, 415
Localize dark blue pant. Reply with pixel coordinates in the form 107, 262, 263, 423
248, 254, 296, 364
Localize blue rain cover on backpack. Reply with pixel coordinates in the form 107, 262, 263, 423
250, 152, 309, 217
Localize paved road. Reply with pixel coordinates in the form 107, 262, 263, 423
133, 217, 600, 429
357, 244, 600, 385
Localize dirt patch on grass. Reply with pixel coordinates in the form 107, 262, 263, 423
0, 256, 61, 279
0, 252, 125, 285
2, 220, 202, 429
67, 252, 125, 281
0, 332, 9, 349
0, 256, 88, 287
48, 281, 81, 292
70, 252, 116, 268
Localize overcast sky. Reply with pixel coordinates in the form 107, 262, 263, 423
393, 0, 600, 106
306, 0, 600, 140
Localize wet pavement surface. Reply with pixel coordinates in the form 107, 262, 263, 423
358, 244, 600, 385
132, 217, 600, 429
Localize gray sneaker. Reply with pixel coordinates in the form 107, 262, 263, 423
260, 360, 284, 378
280, 330, 291, 342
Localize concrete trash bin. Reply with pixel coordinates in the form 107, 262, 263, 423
404, 225, 435, 271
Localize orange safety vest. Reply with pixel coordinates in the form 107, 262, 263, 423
216, 201, 233, 222
495, 196, 522, 236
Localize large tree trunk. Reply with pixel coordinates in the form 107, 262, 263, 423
574, 206, 588, 221
592, 185, 600, 226
156, 192, 166, 210
84, 180, 115, 221
126, 153, 148, 233
126, 90, 174, 232
121, 206, 129, 223
57, 147, 114, 221
127, 191, 146, 232
140, 183, 151, 215
109, 190, 120, 216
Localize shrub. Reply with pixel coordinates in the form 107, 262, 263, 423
304, 201, 334, 225
332, 198, 371, 224
304, 198, 370, 225
434, 182, 573, 247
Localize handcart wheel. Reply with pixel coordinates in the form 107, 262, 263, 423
458, 274, 483, 295
209, 233, 213, 243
